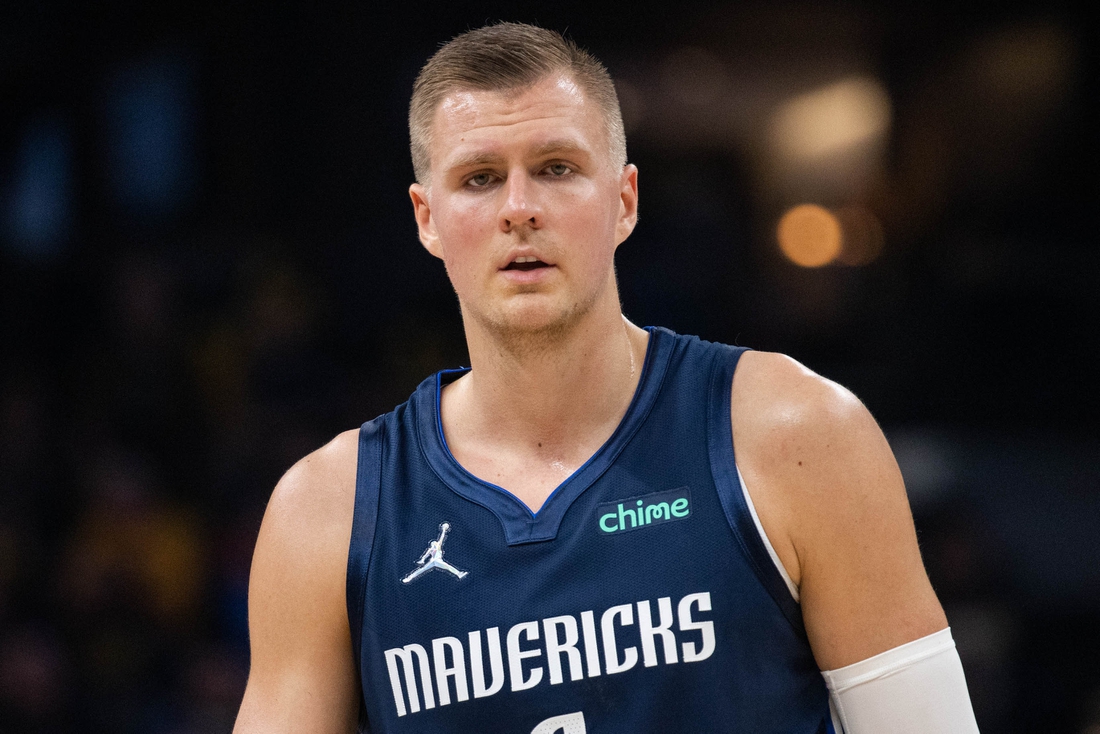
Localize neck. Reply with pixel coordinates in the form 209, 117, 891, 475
444, 299, 649, 459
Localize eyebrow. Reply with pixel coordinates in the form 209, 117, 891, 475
444, 138, 588, 173
531, 138, 586, 159
446, 150, 504, 171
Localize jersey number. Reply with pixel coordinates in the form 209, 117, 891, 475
530, 711, 586, 734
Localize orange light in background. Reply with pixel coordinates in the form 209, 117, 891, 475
835, 206, 885, 266
777, 204, 842, 267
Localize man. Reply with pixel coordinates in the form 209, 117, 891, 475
234, 22, 979, 733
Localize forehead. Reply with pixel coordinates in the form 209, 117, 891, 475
429, 75, 605, 167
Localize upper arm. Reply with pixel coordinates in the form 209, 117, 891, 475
234, 430, 361, 733
731, 352, 947, 671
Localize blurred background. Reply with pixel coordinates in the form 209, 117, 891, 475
0, 1, 1095, 731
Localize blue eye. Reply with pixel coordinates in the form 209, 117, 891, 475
546, 163, 571, 176
467, 173, 494, 187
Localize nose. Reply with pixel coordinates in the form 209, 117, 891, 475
499, 170, 541, 233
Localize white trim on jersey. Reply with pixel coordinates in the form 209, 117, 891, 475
737, 467, 800, 601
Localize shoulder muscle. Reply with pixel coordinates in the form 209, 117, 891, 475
234, 429, 360, 733
731, 351, 946, 670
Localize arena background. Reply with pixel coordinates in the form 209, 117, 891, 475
0, 1, 1095, 731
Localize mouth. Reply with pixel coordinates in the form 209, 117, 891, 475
502, 255, 552, 272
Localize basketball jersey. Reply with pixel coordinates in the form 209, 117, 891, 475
346, 327, 833, 733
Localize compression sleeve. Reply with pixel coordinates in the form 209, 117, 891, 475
822, 628, 980, 733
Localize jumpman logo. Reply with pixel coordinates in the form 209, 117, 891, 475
401, 522, 468, 583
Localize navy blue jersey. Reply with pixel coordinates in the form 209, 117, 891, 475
347, 327, 833, 733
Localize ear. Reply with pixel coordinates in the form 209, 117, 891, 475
409, 183, 443, 259
614, 164, 639, 247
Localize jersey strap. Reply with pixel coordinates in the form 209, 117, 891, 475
705, 342, 807, 637
347, 417, 385, 676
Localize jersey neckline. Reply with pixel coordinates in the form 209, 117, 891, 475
414, 326, 675, 545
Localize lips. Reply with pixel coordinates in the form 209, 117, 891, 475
500, 252, 554, 271
503, 256, 549, 271
498, 251, 557, 284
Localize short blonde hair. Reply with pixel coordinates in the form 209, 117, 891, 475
409, 22, 627, 184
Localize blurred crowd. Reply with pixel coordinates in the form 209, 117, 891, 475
2, 244, 333, 731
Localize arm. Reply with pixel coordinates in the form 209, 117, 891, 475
730, 351, 947, 668
234, 430, 361, 733
732, 352, 976, 730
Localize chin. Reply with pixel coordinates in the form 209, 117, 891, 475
477, 301, 588, 349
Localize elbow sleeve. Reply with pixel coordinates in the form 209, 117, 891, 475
822, 628, 980, 733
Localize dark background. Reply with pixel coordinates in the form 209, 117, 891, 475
1, 1, 1096, 732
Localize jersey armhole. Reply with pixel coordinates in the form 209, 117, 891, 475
705, 343, 807, 637
737, 465, 800, 602
346, 417, 385, 684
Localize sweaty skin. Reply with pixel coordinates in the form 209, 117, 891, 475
234, 72, 947, 731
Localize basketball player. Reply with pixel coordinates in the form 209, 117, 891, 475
234, 23, 979, 733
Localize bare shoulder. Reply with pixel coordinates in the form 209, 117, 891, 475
730, 349, 893, 575
247, 426, 360, 639
731, 350, 884, 489
730, 349, 909, 546
263, 428, 360, 539
730, 351, 946, 670
234, 428, 361, 733
726, 349, 888, 499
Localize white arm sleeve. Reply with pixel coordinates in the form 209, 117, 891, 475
822, 628, 979, 733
